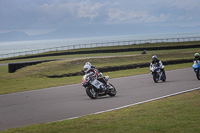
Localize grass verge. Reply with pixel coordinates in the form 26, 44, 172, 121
2, 88, 200, 133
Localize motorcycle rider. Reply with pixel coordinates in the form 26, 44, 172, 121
83, 62, 110, 90
150, 55, 165, 73
83, 62, 99, 76
193, 53, 200, 62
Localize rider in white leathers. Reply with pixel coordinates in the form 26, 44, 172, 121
150, 55, 165, 73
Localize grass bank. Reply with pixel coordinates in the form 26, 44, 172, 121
2, 89, 199, 133
5, 52, 196, 78
0, 47, 198, 65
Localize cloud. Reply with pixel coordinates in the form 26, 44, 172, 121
170, 0, 200, 11
107, 9, 148, 23
106, 0, 200, 26
77, 1, 106, 19
0, 0, 200, 35
107, 8, 171, 24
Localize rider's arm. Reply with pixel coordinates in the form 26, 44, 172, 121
159, 60, 163, 66
150, 63, 153, 71
159, 60, 164, 69
89, 68, 98, 77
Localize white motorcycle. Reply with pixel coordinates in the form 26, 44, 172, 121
150, 63, 166, 83
82, 73, 116, 99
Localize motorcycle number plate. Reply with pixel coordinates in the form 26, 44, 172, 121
91, 79, 102, 89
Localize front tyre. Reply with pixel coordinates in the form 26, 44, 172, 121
108, 83, 116, 97
161, 72, 166, 82
196, 70, 200, 80
86, 87, 98, 99
153, 73, 159, 83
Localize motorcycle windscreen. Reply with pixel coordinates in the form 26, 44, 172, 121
192, 63, 198, 68
156, 69, 161, 73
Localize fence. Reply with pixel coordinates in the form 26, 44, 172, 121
1, 36, 200, 59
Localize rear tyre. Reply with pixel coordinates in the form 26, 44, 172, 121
108, 83, 116, 97
86, 87, 98, 99
153, 73, 159, 83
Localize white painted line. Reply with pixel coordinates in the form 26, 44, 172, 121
51, 87, 200, 123
94, 87, 200, 115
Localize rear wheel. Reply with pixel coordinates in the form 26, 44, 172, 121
86, 87, 98, 99
108, 84, 116, 97
153, 73, 159, 83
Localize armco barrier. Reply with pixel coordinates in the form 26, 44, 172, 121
8, 60, 57, 73
2, 44, 200, 61
47, 59, 193, 78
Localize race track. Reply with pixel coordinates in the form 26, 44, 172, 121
0, 68, 199, 131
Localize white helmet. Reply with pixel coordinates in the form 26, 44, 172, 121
85, 62, 91, 66
152, 55, 157, 59
84, 64, 91, 73
152, 55, 157, 61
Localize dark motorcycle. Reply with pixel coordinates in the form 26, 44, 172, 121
82, 74, 116, 99
192, 60, 200, 80
150, 64, 166, 83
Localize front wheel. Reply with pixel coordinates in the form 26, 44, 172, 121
107, 83, 116, 97
161, 72, 166, 82
86, 87, 98, 99
196, 70, 200, 80
153, 73, 159, 83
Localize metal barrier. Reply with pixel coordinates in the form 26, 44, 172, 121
1, 36, 200, 59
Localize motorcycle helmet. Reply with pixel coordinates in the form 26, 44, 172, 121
194, 53, 199, 59
83, 64, 91, 73
152, 55, 158, 62
85, 62, 91, 66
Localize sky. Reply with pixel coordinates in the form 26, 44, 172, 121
0, 0, 200, 37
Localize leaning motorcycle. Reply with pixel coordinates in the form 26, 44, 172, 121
82, 74, 116, 99
150, 64, 166, 83
192, 60, 200, 80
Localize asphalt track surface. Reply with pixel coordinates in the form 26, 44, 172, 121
0, 68, 199, 131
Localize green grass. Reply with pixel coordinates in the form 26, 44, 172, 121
8, 51, 196, 78
2, 88, 200, 133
